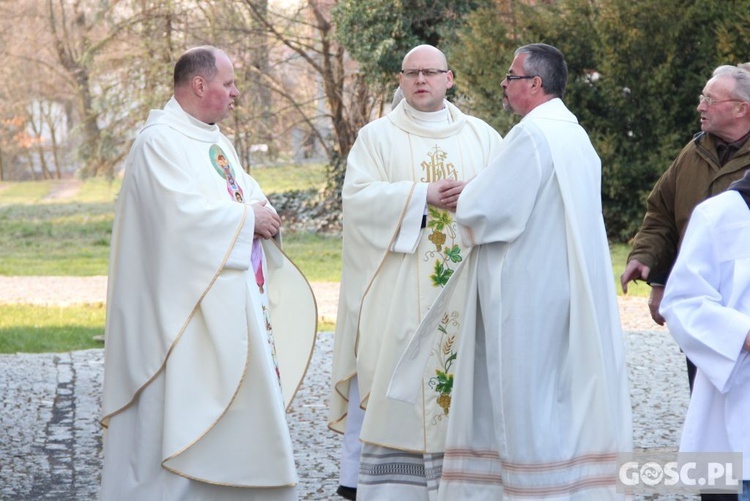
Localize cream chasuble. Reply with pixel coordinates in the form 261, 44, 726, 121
101, 98, 316, 499
390, 99, 632, 499
329, 100, 503, 455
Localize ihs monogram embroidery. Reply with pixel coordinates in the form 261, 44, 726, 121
420, 145, 458, 182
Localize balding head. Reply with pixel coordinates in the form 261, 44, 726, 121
402, 45, 448, 71
398, 45, 453, 112
173, 46, 239, 124
174, 46, 220, 89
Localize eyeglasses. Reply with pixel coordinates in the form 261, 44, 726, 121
505, 73, 536, 82
401, 68, 449, 79
698, 94, 743, 106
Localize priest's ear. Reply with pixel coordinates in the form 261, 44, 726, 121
191, 75, 207, 96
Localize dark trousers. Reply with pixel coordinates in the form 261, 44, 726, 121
687, 356, 697, 393
701, 494, 738, 501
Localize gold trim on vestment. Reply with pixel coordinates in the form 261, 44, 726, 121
100, 204, 250, 429
265, 236, 318, 412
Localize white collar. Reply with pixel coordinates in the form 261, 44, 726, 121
403, 100, 452, 126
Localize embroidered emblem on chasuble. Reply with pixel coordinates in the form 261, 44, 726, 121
420, 145, 458, 182
208, 143, 265, 292
418, 144, 464, 423
209, 144, 245, 202
208, 144, 279, 385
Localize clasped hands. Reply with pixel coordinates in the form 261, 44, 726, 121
427, 179, 466, 211
252, 200, 281, 239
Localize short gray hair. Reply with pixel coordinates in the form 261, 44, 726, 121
515, 43, 568, 98
711, 64, 750, 103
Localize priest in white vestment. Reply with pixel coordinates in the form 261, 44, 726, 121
328, 44, 503, 500
100, 46, 316, 500
416, 43, 632, 499
661, 171, 750, 500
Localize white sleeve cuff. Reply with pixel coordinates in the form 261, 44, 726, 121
391, 183, 428, 254
224, 215, 255, 270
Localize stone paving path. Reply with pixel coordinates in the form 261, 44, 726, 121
0, 333, 341, 501
1, 351, 103, 500
0, 277, 340, 325
1, 330, 698, 500
0, 277, 699, 500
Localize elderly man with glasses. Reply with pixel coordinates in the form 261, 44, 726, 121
621, 64, 750, 393
328, 44, 503, 500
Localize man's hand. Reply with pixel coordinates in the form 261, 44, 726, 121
620, 258, 650, 294
427, 179, 466, 211
648, 285, 666, 326
252, 200, 281, 239
621, 258, 665, 326
745, 330, 750, 351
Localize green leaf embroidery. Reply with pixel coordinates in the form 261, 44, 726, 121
445, 352, 457, 372
445, 244, 462, 263
427, 207, 453, 231
434, 370, 454, 394
431, 260, 454, 287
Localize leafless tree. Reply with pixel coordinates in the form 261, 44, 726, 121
199, 0, 387, 214
0, 0, 388, 214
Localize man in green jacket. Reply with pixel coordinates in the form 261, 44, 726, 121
621, 64, 750, 390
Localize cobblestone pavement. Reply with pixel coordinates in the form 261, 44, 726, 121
0, 328, 699, 500
0, 277, 699, 500
0, 332, 341, 500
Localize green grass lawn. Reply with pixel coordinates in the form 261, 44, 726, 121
250, 163, 328, 194
0, 169, 337, 353
0, 197, 340, 279
0, 304, 106, 353
0, 170, 645, 353
0, 202, 115, 275
0, 167, 340, 279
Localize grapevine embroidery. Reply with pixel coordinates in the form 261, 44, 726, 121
417, 142, 463, 419
423, 206, 462, 416
426, 206, 463, 287
428, 312, 459, 417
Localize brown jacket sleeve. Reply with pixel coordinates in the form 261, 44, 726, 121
627, 160, 679, 284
